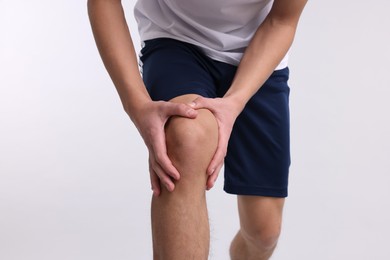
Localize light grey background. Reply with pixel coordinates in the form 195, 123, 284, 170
1, 0, 389, 259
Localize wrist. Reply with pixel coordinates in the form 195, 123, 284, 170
223, 93, 247, 115
123, 93, 152, 123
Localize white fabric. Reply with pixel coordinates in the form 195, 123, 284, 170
134, 0, 288, 70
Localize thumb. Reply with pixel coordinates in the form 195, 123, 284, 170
188, 96, 209, 110
165, 102, 198, 118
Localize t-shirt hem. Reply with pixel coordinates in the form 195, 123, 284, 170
139, 32, 288, 70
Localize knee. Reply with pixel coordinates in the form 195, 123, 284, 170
240, 222, 281, 251
165, 108, 218, 163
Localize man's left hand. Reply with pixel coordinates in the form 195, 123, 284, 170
189, 96, 243, 190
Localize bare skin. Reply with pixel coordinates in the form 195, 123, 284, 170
151, 94, 218, 259
88, 0, 307, 258
230, 197, 285, 260
87, 0, 197, 196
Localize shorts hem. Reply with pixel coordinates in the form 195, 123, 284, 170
223, 183, 288, 198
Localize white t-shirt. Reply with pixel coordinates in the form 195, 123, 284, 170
134, 0, 288, 70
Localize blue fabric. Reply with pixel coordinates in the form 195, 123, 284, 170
140, 38, 290, 197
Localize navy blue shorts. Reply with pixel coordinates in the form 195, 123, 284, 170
140, 38, 290, 197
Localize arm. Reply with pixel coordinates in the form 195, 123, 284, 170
87, 0, 198, 195
224, 0, 308, 110
190, 0, 308, 189
87, 0, 148, 117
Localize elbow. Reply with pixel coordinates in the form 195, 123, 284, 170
266, 0, 307, 29
267, 14, 300, 30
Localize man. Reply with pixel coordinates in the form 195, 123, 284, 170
88, 0, 307, 259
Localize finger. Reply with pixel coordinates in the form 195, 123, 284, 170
149, 168, 161, 197
206, 163, 223, 190
153, 161, 176, 192
188, 96, 210, 110
207, 146, 226, 175
152, 131, 181, 180
164, 102, 198, 118
207, 129, 229, 174
149, 157, 161, 196
154, 150, 181, 181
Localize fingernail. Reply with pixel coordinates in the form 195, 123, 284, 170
209, 168, 215, 175
188, 102, 196, 107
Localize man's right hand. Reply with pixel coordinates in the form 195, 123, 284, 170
132, 100, 198, 196
88, 1, 198, 196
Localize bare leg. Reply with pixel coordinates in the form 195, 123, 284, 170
230, 196, 285, 260
151, 94, 218, 260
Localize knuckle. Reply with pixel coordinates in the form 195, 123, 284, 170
178, 103, 186, 109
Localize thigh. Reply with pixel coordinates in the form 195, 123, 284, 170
238, 195, 285, 235
140, 38, 217, 101
224, 67, 291, 197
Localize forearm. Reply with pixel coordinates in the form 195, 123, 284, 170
224, 19, 295, 110
87, 0, 150, 120
224, 0, 307, 112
